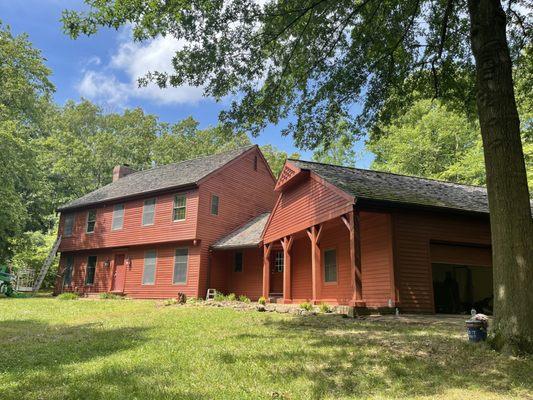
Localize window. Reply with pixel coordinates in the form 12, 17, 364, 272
85, 255, 97, 285
112, 204, 124, 230
210, 195, 219, 216
63, 255, 74, 286
173, 194, 186, 221
275, 251, 284, 272
253, 156, 258, 171
324, 249, 337, 283
86, 210, 97, 233
142, 250, 157, 285
142, 198, 156, 226
173, 248, 188, 284
63, 214, 74, 237
234, 252, 243, 272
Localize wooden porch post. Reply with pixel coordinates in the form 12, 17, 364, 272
306, 224, 323, 304
281, 236, 294, 303
341, 210, 364, 305
262, 243, 272, 299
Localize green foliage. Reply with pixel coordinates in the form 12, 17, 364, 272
238, 295, 250, 303
318, 302, 332, 313
226, 293, 236, 301
299, 302, 314, 312
99, 293, 123, 300
258, 296, 267, 306
260, 144, 300, 177
57, 292, 79, 300
163, 298, 178, 306
313, 130, 358, 167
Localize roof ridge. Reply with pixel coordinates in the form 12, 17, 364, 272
288, 158, 487, 191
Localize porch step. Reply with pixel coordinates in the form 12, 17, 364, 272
269, 293, 283, 303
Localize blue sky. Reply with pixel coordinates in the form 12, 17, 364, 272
0, 0, 373, 167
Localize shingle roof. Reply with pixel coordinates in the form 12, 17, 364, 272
212, 213, 270, 249
58, 145, 255, 211
289, 159, 492, 214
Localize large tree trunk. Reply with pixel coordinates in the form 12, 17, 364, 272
467, 0, 533, 354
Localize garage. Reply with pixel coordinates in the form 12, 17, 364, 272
430, 243, 493, 315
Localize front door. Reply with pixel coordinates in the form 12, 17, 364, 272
270, 251, 284, 295
111, 254, 126, 293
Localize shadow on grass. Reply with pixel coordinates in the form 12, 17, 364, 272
254, 314, 533, 399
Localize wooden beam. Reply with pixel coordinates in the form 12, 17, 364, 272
307, 225, 322, 303
341, 214, 352, 232
262, 243, 271, 299
281, 236, 293, 303
351, 210, 363, 303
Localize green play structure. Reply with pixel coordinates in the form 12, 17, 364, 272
0, 265, 16, 297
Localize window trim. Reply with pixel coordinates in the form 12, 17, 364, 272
63, 214, 75, 237
142, 249, 157, 285
210, 194, 219, 216
111, 203, 125, 231
322, 248, 338, 284
172, 194, 187, 222
274, 251, 284, 273
234, 251, 244, 273
172, 247, 189, 285
142, 198, 157, 226
85, 255, 97, 286
63, 255, 74, 286
86, 210, 97, 234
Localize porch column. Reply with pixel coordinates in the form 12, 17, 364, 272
262, 243, 272, 299
281, 236, 294, 303
306, 224, 323, 303
342, 210, 364, 305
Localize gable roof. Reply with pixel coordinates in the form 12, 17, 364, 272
212, 213, 270, 249
58, 145, 256, 211
288, 159, 492, 215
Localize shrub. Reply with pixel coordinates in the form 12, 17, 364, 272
318, 302, 332, 313
57, 292, 79, 300
186, 296, 201, 304
177, 292, 187, 304
164, 298, 178, 306
238, 295, 250, 303
226, 293, 236, 301
258, 296, 267, 305
299, 301, 314, 311
99, 292, 122, 300
214, 292, 226, 302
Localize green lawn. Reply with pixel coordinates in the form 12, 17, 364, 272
0, 298, 531, 400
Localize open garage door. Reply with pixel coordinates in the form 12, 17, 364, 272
430, 243, 493, 315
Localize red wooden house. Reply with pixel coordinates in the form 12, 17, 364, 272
56, 146, 494, 314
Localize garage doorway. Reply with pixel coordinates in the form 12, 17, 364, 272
430, 243, 492, 315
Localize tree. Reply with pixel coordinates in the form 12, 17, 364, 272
62, 0, 533, 352
313, 121, 358, 167
260, 144, 300, 177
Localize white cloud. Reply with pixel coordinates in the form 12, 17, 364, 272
77, 31, 205, 107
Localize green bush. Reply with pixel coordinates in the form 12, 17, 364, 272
238, 295, 250, 303
318, 302, 332, 313
57, 292, 79, 300
226, 293, 236, 301
213, 292, 226, 302
164, 298, 178, 306
258, 296, 267, 305
299, 301, 314, 311
99, 292, 122, 300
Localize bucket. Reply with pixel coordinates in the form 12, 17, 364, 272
466, 319, 487, 342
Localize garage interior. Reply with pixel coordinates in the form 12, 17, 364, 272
430, 243, 493, 315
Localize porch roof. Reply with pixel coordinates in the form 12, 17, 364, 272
212, 213, 270, 249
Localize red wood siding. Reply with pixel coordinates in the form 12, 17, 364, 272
264, 172, 354, 243
58, 189, 199, 251
430, 243, 491, 267
196, 148, 276, 298
288, 234, 312, 301
360, 212, 395, 307
393, 210, 491, 313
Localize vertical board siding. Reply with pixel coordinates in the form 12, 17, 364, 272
59, 190, 199, 251
196, 148, 276, 298
264, 174, 353, 243
290, 236, 312, 301
360, 212, 395, 307
393, 210, 491, 313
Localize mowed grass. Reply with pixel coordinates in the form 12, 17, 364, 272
0, 298, 531, 400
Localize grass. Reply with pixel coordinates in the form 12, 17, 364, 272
0, 297, 531, 400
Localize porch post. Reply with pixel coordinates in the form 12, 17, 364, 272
281, 236, 294, 303
262, 243, 272, 299
342, 210, 364, 305
306, 224, 323, 303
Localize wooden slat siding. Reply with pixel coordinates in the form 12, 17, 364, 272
393, 210, 491, 313
430, 243, 492, 266
196, 148, 276, 298
264, 173, 353, 243
225, 247, 264, 300
58, 190, 199, 252
59, 250, 113, 294
290, 235, 313, 301
210, 250, 230, 294
360, 211, 395, 307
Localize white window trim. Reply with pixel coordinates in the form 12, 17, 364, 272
142, 198, 156, 226
172, 248, 189, 285
85, 255, 97, 286
172, 194, 187, 222
142, 249, 157, 285
111, 204, 125, 231
64, 214, 75, 237
275, 251, 284, 272
323, 248, 338, 284
86, 210, 96, 234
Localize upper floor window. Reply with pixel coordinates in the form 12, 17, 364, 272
275, 251, 284, 272
173, 194, 186, 221
234, 251, 243, 272
85, 255, 97, 285
63, 214, 74, 237
173, 248, 188, 284
142, 249, 157, 285
142, 198, 156, 226
63, 255, 74, 286
112, 204, 125, 230
86, 210, 96, 233
210, 195, 219, 216
324, 249, 337, 283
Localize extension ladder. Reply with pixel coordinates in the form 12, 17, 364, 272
32, 235, 62, 292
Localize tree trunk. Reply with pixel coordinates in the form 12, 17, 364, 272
467, 0, 533, 354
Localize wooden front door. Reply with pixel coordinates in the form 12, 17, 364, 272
270, 251, 284, 294
111, 254, 126, 293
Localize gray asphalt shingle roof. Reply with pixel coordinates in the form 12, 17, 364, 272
289, 159, 492, 214
58, 145, 255, 211
212, 213, 270, 249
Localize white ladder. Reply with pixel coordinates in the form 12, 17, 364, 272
206, 288, 217, 301
32, 235, 62, 292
